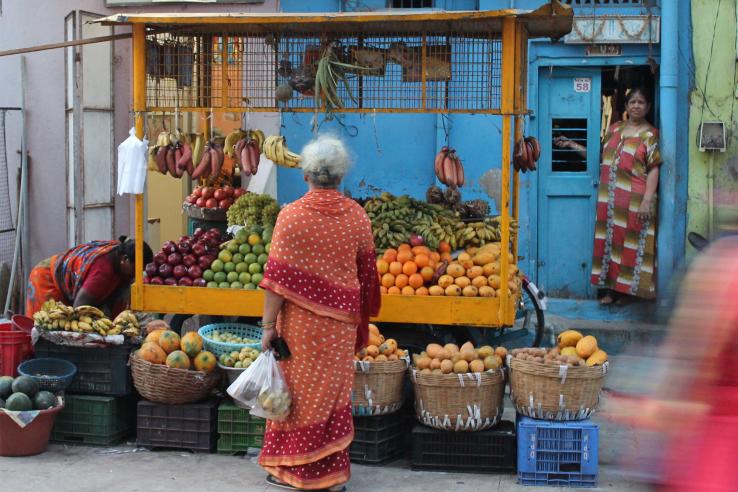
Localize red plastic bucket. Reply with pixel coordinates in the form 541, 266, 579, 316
0, 404, 64, 456
11, 315, 34, 335
0, 322, 33, 376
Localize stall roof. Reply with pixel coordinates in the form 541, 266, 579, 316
95, 4, 573, 39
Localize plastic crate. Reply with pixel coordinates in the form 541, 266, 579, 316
198, 323, 262, 357
34, 339, 133, 396
218, 401, 266, 435
187, 217, 227, 237
350, 413, 407, 465
136, 399, 219, 452
52, 395, 136, 446
517, 416, 598, 487
411, 421, 517, 473
217, 432, 265, 454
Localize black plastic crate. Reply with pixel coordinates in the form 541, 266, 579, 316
34, 339, 133, 396
411, 421, 517, 473
350, 413, 408, 465
136, 399, 219, 452
52, 395, 136, 446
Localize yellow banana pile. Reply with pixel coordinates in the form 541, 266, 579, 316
32, 301, 140, 338
263, 135, 301, 168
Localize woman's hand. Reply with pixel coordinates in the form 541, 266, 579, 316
261, 326, 277, 352
553, 136, 570, 149
637, 197, 653, 224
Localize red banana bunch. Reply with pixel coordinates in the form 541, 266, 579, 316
434, 146, 465, 187
513, 136, 541, 173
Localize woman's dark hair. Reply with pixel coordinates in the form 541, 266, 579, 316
625, 86, 652, 105
117, 235, 153, 266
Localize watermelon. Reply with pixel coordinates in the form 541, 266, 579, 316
0, 397, 5, 409
5, 392, 32, 411
11, 375, 39, 398
0, 376, 13, 399
33, 391, 56, 410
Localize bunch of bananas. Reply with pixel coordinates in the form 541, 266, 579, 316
263, 135, 301, 169
32, 301, 140, 338
364, 192, 457, 251
224, 128, 265, 157
453, 217, 517, 249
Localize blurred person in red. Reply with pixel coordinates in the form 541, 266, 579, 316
608, 234, 738, 491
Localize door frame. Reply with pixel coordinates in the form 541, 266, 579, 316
524, 52, 659, 290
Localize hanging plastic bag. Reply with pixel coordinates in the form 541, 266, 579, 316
117, 127, 148, 195
227, 350, 291, 421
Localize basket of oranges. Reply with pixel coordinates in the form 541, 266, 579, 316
410, 342, 507, 431
353, 324, 409, 416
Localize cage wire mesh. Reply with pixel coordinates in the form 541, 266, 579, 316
144, 29, 502, 113
0, 110, 16, 269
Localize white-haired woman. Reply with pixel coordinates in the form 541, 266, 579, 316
258, 135, 381, 491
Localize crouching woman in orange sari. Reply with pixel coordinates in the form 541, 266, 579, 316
258, 135, 380, 491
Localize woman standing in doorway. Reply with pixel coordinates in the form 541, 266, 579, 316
556, 87, 662, 304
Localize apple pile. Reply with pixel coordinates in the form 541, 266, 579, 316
144, 228, 229, 287
184, 185, 247, 210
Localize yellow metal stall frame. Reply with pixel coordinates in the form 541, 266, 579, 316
100, 4, 572, 328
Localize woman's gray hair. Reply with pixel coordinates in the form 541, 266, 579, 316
300, 134, 352, 188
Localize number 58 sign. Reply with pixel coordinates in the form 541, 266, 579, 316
574, 78, 591, 93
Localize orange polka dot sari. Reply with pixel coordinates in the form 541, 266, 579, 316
259, 189, 380, 490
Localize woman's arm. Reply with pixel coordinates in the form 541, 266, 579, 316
73, 288, 102, 308
261, 289, 285, 351
637, 167, 659, 223
554, 136, 587, 159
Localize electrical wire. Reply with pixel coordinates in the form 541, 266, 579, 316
698, 0, 722, 125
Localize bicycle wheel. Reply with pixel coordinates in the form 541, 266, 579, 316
519, 281, 545, 347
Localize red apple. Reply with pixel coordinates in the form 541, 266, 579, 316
201, 187, 214, 200
222, 185, 234, 198
164, 277, 178, 286
187, 265, 203, 279
145, 262, 158, 278
409, 234, 424, 247
195, 197, 207, 208
193, 278, 207, 288
178, 276, 193, 287
167, 252, 182, 266
178, 240, 192, 254
192, 186, 203, 198
193, 227, 205, 239
153, 252, 168, 266
218, 199, 232, 209
162, 240, 178, 254
214, 189, 226, 201
143, 276, 151, 284
150, 276, 164, 285
205, 198, 218, 209
158, 263, 173, 278
191, 243, 206, 257
182, 254, 197, 268
185, 195, 197, 205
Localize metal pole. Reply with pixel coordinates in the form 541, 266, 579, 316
132, 24, 146, 311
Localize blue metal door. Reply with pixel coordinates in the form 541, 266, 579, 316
537, 68, 602, 299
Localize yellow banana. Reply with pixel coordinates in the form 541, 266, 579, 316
224, 130, 247, 157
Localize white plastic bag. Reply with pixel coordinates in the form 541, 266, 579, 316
117, 127, 148, 195
227, 350, 291, 421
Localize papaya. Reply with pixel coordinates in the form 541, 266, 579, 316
180, 332, 204, 358
557, 330, 584, 348
576, 335, 598, 359
193, 351, 217, 373
139, 342, 167, 364
586, 349, 608, 366
166, 350, 191, 369
560, 346, 578, 357
158, 330, 181, 354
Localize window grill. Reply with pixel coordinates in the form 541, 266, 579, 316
564, 0, 643, 4
144, 29, 502, 113
390, 0, 434, 8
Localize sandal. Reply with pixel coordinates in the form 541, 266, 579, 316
266, 475, 301, 490
599, 293, 616, 305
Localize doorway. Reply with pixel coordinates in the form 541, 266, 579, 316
536, 65, 656, 299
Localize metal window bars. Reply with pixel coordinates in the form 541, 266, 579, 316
144, 30, 502, 114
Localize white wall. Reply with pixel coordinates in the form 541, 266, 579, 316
0, 0, 278, 265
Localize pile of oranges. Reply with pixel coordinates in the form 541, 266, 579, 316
377, 242, 452, 296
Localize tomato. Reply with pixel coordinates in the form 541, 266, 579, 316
201, 187, 214, 200
233, 188, 247, 198
218, 199, 232, 209
213, 189, 226, 201
222, 185, 234, 198
195, 197, 207, 208
192, 186, 203, 198
205, 198, 218, 209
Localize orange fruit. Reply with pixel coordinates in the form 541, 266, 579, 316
401, 286, 415, 296
380, 285, 388, 294
414, 254, 430, 268
381, 273, 396, 288
408, 273, 424, 289
376, 259, 389, 275
430, 251, 441, 262
402, 261, 418, 276
437, 274, 454, 288
439, 241, 451, 253
397, 250, 414, 264
387, 286, 401, 295
398, 243, 412, 252
467, 266, 484, 279
412, 246, 431, 256
382, 248, 398, 263
420, 266, 435, 282
389, 261, 403, 276
395, 274, 409, 288
447, 263, 466, 278
415, 286, 429, 296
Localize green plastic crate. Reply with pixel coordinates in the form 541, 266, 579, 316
217, 432, 264, 454
187, 217, 228, 237
217, 401, 266, 435
52, 395, 136, 446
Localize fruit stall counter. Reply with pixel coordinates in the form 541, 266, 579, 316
96, 5, 573, 328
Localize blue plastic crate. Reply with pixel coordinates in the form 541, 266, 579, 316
517, 416, 598, 487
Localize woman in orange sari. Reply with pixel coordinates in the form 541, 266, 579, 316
258, 135, 380, 491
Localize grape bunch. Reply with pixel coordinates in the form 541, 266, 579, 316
226, 193, 281, 228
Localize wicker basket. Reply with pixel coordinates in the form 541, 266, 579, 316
411, 369, 505, 431
352, 358, 408, 416
129, 354, 220, 404
508, 357, 608, 420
